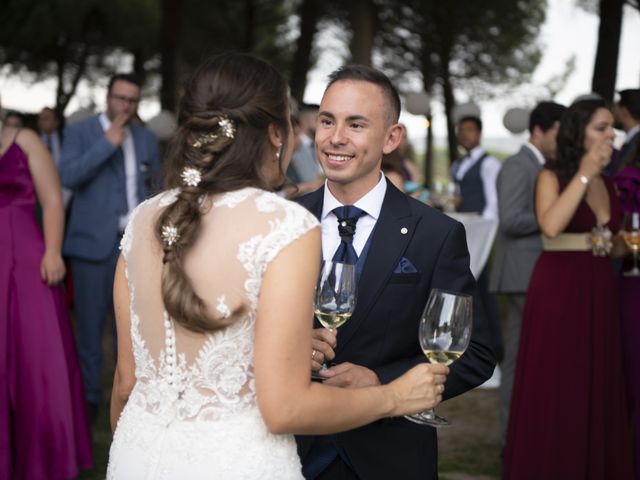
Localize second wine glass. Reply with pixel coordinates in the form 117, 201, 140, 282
405, 288, 473, 427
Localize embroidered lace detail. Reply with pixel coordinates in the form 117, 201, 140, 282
216, 295, 231, 318
108, 187, 317, 477
120, 197, 151, 257
213, 187, 257, 209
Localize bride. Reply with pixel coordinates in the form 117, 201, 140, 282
106, 53, 448, 479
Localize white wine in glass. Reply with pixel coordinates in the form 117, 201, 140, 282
312, 261, 357, 376
623, 212, 640, 277
405, 288, 472, 427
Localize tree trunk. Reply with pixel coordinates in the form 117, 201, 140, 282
348, 0, 375, 65
160, 0, 182, 112
424, 112, 434, 187
245, 0, 255, 51
290, 0, 322, 102
54, 38, 88, 117
592, 0, 624, 102
441, 63, 458, 165
132, 49, 147, 87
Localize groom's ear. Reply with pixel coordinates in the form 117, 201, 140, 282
382, 123, 403, 155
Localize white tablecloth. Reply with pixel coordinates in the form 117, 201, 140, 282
446, 213, 498, 279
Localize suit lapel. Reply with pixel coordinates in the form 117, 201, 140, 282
337, 185, 419, 350
93, 115, 125, 178
299, 187, 325, 220
519, 145, 543, 171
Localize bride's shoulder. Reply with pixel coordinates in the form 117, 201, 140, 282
254, 190, 319, 225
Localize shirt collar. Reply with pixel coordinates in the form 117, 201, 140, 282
466, 145, 485, 161
99, 112, 130, 133
321, 172, 387, 221
625, 124, 640, 144
523, 142, 546, 165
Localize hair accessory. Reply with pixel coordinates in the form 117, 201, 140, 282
191, 116, 236, 148
161, 224, 180, 247
218, 117, 236, 139
181, 167, 202, 187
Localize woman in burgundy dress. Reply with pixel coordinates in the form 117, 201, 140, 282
0, 122, 92, 479
614, 145, 640, 480
503, 99, 633, 479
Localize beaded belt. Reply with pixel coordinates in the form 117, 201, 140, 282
542, 226, 612, 256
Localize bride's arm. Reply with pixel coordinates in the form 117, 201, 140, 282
111, 255, 136, 432
254, 228, 448, 435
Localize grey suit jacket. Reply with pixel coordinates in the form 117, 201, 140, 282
490, 145, 543, 293
60, 115, 161, 262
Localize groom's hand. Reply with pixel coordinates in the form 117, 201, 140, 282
311, 328, 336, 371
320, 362, 381, 388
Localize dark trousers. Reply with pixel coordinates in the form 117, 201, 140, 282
477, 267, 503, 363
499, 293, 526, 444
71, 239, 120, 404
314, 456, 359, 480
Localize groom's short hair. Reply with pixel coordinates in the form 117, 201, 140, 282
326, 65, 401, 126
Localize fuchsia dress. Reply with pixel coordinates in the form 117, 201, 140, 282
503, 173, 633, 479
0, 140, 92, 479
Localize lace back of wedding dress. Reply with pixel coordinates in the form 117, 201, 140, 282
119, 187, 319, 425
109, 187, 317, 479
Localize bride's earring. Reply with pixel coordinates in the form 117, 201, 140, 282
275, 144, 283, 161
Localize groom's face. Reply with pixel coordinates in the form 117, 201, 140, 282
316, 80, 400, 199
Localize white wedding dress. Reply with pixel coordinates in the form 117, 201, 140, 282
107, 187, 318, 480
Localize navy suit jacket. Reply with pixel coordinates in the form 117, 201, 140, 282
296, 181, 496, 479
60, 115, 161, 261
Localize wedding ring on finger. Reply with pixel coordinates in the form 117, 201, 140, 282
312, 349, 317, 361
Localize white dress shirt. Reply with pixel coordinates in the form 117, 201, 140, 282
99, 113, 138, 230
320, 173, 387, 261
453, 146, 501, 220
625, 124, 640, 145
523, 142, 546, 166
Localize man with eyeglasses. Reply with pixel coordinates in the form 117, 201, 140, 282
59, 73, 161, 423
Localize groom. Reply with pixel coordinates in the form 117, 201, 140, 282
296, 65, 496, 479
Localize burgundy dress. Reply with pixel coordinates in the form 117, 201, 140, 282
503, 174, 633, 479
0, 141, 92, 479
614, 165, 640, 480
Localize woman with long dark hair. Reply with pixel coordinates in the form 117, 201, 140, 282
503, 99, 633, 479
106, 53, 448, 478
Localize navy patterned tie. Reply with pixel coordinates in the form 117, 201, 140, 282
331, 205, 366, 265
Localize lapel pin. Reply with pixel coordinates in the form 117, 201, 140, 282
401, 227, 408, 235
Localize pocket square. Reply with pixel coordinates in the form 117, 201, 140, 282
394, 256, 418, 274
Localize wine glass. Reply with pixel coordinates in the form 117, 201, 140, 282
443, 181, 461, 213
623, 211, 640, 277
405, 289, 473, 427
311, 261, 357, 377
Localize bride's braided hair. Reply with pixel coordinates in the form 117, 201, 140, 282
155, 53, 290, 333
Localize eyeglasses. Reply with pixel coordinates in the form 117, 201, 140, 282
109, 93, 140, 105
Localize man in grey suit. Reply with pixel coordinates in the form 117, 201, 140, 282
609, 88, 640, 175
490, 101, 566, 444
60, 73, 161, 420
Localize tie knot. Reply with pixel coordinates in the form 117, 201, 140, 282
332, 205, 365, 243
